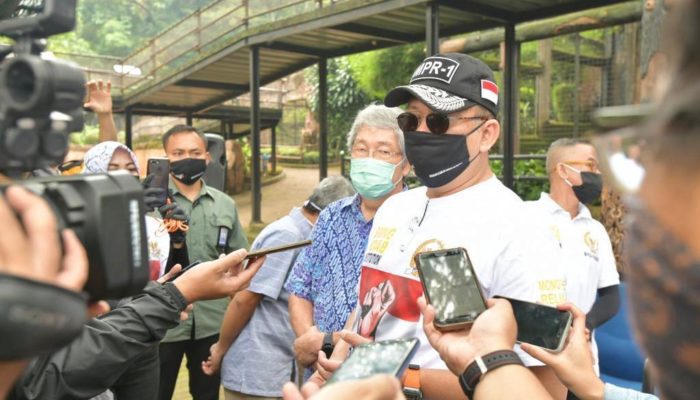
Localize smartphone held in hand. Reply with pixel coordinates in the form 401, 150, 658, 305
499, 296, 573, 353
415, 247, 487, 331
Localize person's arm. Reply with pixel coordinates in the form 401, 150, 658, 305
289, 294, 315, 338
419, 297, 553, 400
83, 80, 118, 143
586, 284, 621, 330
201, 289, 262, 375
12, 249, 265, 400
227, 205, 249, 252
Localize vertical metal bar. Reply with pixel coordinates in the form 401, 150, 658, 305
502, 23, 517, 190
125, 107, 133, 149
426, 2, 439, 56
318, 57, 328, 180
573, 33, 581, 138
186, 112, 193, 126
250, 46, 262, 223
220, 120, 226, 138
271, 126, 277, 174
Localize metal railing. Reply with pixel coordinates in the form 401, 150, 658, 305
53, 1, 346, 97
114, 0, 346, 96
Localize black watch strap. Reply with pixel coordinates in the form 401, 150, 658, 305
321, 332, 334, 358
459, 350, 523, 398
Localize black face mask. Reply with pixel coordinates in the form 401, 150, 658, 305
170, 158, 206, 185
403, 122, 483, 188
571, 172, 603, 204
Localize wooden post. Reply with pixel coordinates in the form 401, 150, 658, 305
535, 39, 552, 134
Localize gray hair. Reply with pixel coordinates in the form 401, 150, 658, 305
545, 137, 592, 173
346, 104, 404, 155
305, 176, 356, 213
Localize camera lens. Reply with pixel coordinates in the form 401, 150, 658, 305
6, 60, 35, 104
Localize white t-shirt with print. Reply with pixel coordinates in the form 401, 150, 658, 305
354, 176, 567, 369
145, 215, 170, 279
524, 193, 620, 369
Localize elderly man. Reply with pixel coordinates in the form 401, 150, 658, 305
284, 104, 410, 370
201, 176, 355, 400
322, 53, 567, 400
524, 138, 620, 378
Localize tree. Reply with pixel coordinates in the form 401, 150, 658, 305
307, 58, 369, 154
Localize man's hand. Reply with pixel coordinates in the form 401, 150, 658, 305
294, 326, 325, 367
419, 296, 516, 375
201, 341, 226, 376
83, 80, 113, 115
172, 249, 265, 303
282, 374, 404, 400
0, 186, 87, 291
520, 303, 604, 400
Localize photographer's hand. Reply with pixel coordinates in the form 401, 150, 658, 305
0, 186, 87, 291
419, 296, 516, 376
172, 249, 265, 302
0, 186, 88, 398
521, 303, 604, 400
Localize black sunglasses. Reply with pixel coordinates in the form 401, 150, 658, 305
397, 112, 487, 135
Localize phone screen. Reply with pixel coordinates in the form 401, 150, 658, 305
326, 338, 419, 385
507, 298, 572, 351
417, 248, 486, 326
147, 158, 170, 204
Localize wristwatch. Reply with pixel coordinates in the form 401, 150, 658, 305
459, 350, 523, 398
321, 332, 334, 358
402, 364, 423, 400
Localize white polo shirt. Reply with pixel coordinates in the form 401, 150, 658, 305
525, 193, 620, 312
353, 176, 567, 368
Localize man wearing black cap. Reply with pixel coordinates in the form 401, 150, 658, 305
323, 54, 567, 399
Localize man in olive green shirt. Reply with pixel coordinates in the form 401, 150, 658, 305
158, 125, 248, 400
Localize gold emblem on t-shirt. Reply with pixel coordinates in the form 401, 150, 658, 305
583, 231, 599, 261
405, 239, 446, 277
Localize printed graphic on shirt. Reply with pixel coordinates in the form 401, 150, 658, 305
537, 278, 567, 305
583, 231, 599, 261
365, 227, 397, 266
403, 238, 446, 277
357, 267, 423, 340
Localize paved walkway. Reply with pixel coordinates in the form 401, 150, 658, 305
233, 165, 342, 229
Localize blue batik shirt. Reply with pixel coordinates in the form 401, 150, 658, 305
284, 194, 373, 332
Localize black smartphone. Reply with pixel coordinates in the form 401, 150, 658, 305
146, 158, 170, 205
326, 338, 419, 385
415, 247, 487, 331
164, 260, 202, 283
245, 239, 312, 260
499, 297, 573, 353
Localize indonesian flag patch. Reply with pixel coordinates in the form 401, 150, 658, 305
481, 79, 499, 106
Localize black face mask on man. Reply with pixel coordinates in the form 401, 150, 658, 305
170, 158, 206, 185
403, 120, 485, 188
563, 164, 603, 204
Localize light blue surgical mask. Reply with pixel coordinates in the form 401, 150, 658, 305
350, 157, 404, 200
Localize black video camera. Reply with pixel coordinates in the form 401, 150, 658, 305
0, 0, 149, 299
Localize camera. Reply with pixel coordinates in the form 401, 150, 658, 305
0, 0, 149, 299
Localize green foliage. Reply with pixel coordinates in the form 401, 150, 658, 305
69, 124, 100, 146
44, 0, 212, 56
490, 155, 549, 201
307, 58, 369, 154
552, 83, 576, 122
349, 43, 425, 101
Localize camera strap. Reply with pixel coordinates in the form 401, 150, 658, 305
0, 273, 86, 360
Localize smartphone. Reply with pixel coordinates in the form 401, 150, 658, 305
245, 239, 312, 260
499, 297, 573, 353
146, 158, 170, 205
415, 247, 486, 331
326, 338, 419, 385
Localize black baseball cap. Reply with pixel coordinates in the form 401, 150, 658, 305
384, 53, 499, 116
